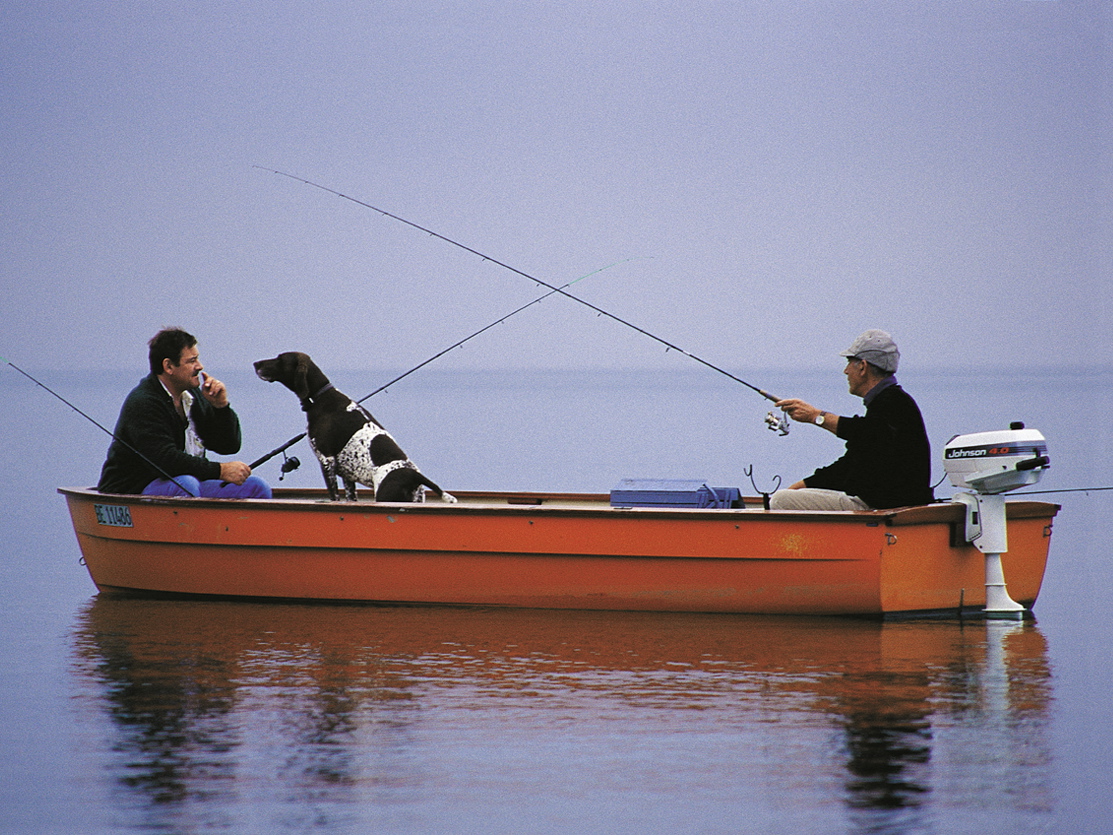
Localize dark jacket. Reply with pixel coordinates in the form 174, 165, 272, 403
804, 383, 933, 509
97, 374, 242, 494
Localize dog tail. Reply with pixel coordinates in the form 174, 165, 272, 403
420, 474, 457, 503
375, 468, 457, 503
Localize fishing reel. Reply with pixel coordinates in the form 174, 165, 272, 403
278, 453, 301, 481
764, 409, 790, 436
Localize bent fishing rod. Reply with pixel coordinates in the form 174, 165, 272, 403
248, 257, 642, 470
0, 357, 195, 495
255, 167, 785, 405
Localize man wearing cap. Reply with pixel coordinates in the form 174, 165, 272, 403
769, 329, 933, 510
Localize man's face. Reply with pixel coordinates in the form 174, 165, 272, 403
844, 357, 870, 397
163, 345, 203, 394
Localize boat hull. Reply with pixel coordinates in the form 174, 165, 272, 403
59, 488, 1057, 617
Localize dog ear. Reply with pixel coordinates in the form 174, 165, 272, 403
294, 353, 309, 400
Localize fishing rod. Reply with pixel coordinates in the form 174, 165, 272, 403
248, 433, 306, 472
248, 257, 642, 471
0, 356, 195, 496
356, 256, 641, 405
1014, 486, 1113, 495
254, 167, 785, 406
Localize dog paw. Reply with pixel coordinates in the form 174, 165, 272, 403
441, 492, 458, 504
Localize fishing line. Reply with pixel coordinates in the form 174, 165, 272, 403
254, 166, 784, 404
247, 257, 642, 471
356, 256, 642, 404
0, 356, 194, 495
1013, 486, 1113, 495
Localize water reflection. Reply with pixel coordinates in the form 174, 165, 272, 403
71, 599, 1052, 832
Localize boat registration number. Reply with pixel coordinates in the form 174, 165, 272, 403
94, 503, 133, 528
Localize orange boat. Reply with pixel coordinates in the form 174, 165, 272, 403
59, 485, 1057, 618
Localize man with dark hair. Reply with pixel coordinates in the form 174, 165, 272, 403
769, 329, 933, 511
98, 328, 271, 498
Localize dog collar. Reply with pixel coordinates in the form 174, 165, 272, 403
300, 383, 335, 410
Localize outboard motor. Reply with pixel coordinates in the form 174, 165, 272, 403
943, 423, 1050, 618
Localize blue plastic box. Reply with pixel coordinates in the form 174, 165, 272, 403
609, 478, 741, 509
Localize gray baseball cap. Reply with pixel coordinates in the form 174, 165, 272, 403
840, 329, 899, 372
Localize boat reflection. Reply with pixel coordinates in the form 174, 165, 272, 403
71, 598, 1052, 826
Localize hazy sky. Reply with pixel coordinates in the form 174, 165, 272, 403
3, 1, 1108, 376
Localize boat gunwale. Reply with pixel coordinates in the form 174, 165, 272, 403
58, 485, 1060, 526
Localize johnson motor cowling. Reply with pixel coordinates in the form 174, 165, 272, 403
943, 423, 1050, 618
943, 423, 1050, 495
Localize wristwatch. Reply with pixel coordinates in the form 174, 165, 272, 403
815, 411, 827, 426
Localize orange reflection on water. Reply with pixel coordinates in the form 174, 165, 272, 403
70, 599, 1053, 829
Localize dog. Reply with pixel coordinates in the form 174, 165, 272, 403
253, 352, 456, 504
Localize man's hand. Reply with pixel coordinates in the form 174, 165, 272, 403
774, 398, 839, 433
220, 461, 252, 485
200, 374, 230, 408
775, 398, 818, 423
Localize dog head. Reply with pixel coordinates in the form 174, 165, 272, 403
254, 352, 319, 401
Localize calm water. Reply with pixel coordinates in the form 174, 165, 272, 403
1, 366, 1111, 833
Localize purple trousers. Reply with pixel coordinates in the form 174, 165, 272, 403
142, 475, 272, 499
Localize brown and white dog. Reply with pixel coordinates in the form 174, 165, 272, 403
253, 352, 456, 503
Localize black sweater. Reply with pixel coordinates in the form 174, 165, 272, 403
97, 374, 242, 494
804, 383, 933, 509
